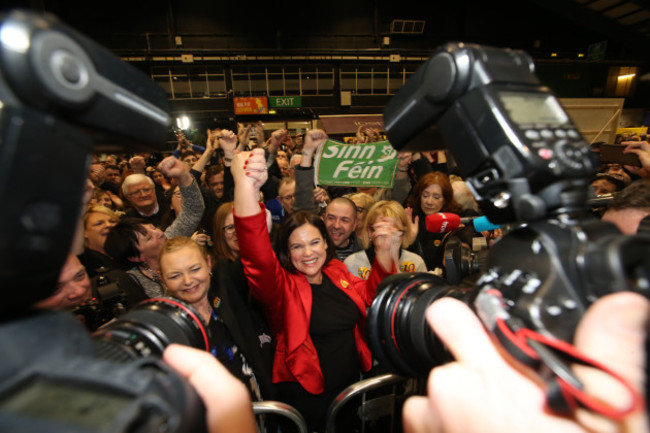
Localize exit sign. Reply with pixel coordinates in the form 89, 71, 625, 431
269, 96, 302, 108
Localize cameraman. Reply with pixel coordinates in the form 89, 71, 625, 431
34, 253, 92, 310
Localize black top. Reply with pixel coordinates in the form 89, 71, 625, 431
276, 275, 360, 433
409, 209, 478, 273
209, 259, 275, 400
207, 309, 262, 401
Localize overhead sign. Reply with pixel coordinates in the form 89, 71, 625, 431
269, 96, 302, 108
234, 97, 268, 115
319, 114, 384, 134
587, 41, 607, 62
314, 139, 398, 188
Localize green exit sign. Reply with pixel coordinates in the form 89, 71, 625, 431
587, 41, 607, 62
269, 96, 302, 108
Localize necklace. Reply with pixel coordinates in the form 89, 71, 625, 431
139, 261, 161, 283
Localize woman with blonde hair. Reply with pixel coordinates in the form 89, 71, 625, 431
78, 205, 126, 277
159, 236, 273, 401
348, 192, 375, 238
344, 200, 427, 279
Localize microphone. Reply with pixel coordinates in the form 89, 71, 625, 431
425, 212, 500, 233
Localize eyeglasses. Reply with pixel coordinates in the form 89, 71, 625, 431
222, 224, 236, 235
127, 186, 154, 197
280, 194, 295, 201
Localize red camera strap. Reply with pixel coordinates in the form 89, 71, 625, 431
478, 288, 645, 420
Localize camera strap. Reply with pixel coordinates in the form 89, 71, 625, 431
476, 288, 645, 420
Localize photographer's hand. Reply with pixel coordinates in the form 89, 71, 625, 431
402, 292, 649, 433
163, 345, 256, 433
623, 140, 650, 178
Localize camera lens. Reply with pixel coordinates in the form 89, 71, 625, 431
92, 297, 210, 362
367, 273, 476, 377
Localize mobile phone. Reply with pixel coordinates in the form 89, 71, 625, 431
598, 144, 642, 167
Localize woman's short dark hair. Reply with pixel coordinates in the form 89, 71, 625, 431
276, 210, 337, 272
104, 217, 149, 266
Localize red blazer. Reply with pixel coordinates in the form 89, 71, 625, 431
234, 206, 393, 394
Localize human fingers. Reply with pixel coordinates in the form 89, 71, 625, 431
243, 148, 266, 172
163, 344, 256, 433
573, 292, 650, 432
622, 140, 650, 151
231, 151, 252, 179
426, 298, 503, 367
403, 396, 440, 433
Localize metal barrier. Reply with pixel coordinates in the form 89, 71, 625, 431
324, 374, 422, 433
252, 400, 309, 433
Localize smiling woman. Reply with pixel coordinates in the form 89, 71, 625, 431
159, 236, 268, 402
231, 141, 402, 432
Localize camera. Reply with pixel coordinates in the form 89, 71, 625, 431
71, 267, 128, 331
442, 235, 488, 286
370, 42, 650, 379
0, 10, 211, 432
0, 297, 209, 432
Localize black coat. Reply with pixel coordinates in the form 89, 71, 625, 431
209, 258, 276, 400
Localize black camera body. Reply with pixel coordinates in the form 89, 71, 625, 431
442, 235, 488, 286
72, 267, 128, 331
371, 42, 650, 378
0, 306, 207, 432
0, 10, 209, 432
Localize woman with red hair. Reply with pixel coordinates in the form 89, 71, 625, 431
406, 171, 466, 273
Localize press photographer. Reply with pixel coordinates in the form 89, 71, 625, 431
0, 10, 254, 433
371, 42, 650, 432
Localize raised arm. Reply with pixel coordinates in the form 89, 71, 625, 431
237, 123, 253, 152
191, 130, 217, 174
299, 129, 327, 168
233, 148, 289, 313
265, 129, 288, 169
172, 132, 191, 159
159, 156, 205, 238
294, 129, 328, 212
233, 148, 267, 217
392, 151, 413, 205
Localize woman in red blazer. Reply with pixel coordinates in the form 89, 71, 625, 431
232, 132, 401, 432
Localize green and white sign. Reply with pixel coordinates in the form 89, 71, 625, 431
314, 139, 398, 188
269, 96, 302, 108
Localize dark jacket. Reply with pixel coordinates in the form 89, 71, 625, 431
209, 258, 276, 400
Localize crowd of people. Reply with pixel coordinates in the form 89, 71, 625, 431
40, 126, 650, 433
